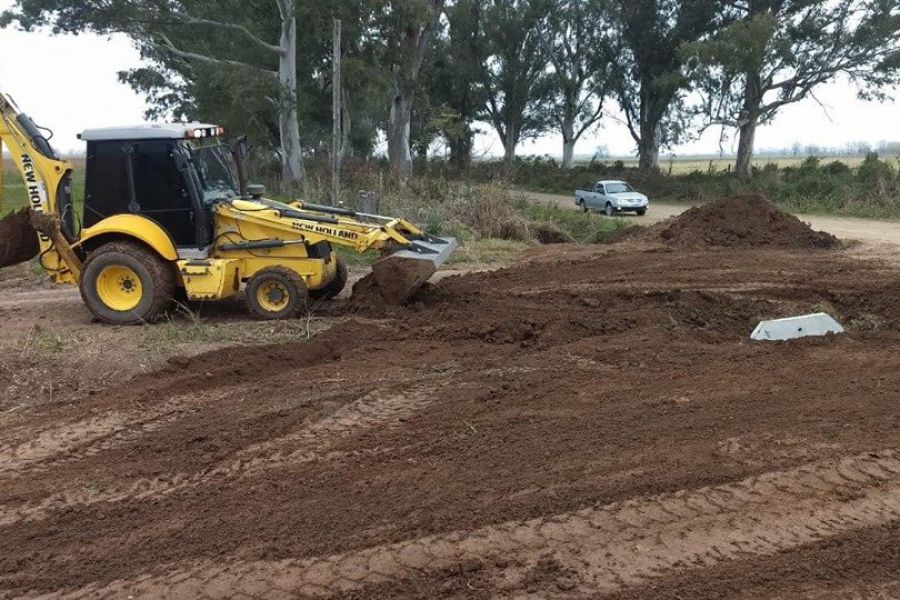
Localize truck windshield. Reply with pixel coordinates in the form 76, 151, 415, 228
190, 141, 239, 202
606, 183, 634, 194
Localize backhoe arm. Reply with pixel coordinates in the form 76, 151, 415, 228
0, 91, 80, 280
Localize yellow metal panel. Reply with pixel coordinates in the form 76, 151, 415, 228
78, 215, 178, 261
179, 258, 242, 301
238, 257, 329, 290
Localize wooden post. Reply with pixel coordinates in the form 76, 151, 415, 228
331, 19, 342, 206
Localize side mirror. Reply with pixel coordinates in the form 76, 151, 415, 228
247, 184, 266, 199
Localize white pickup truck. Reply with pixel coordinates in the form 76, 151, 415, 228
574, 180, 649, 216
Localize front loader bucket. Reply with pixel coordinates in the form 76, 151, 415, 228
371, 236, 458, 305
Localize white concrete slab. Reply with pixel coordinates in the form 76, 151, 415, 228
751, 312, 844, 341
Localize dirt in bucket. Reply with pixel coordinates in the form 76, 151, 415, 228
0, 208, 40, 268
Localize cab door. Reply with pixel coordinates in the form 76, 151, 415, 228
84, 139, 209, 249
591, 183, 606, 209
129, 141, 198, 247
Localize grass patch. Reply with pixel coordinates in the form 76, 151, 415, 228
447, 238, 530, 266
16, 326, 70, 357
142, 314, 237, 349
140, 304, 319, 351
334, 245, 376, 268
515, 197, 634, 244
381, 182, 635, 247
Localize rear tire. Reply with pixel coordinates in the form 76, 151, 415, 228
579, 199, 588, 213
605, 203, 615, 217
246, 267, 308, 320
80, 241, 175, 325
309, 258, 348, 301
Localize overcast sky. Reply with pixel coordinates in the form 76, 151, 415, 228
1, 15, 897, 158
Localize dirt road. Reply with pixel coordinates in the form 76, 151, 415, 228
4, 199, 900, 598
524, 189, 900, 245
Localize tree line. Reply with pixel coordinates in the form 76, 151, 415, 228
3, 0, 898, 190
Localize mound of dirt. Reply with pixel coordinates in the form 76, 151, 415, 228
655, 195, 838, 249
0, 208, 40, 268
345, 273, 392, 311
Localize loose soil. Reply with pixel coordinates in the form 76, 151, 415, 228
4, 215, 900, 597
0, 208, 39, 269
646, 194, 838, 249
370, 254, 437, 306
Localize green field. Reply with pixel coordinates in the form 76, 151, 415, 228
582, 155, 868, 174
1, 165, 85, 216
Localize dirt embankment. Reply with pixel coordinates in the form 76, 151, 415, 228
0, 208, 40, 268
6, 196, 900, 599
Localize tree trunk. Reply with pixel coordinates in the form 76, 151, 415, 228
340, 87, 352, 159
388, 93, 413, 181
735, 76, 762, 181
638, 117, 660, 171
277, 13, 305, 194
503, 124, 518, 167
448, 125, 472, 172
560, 85, 577, 169
735, 117, 758, 180
561, 117, 576, 169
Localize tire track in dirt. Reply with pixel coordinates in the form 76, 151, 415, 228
0, 395, 204, 478
0, 389, 433, 526
25, 450, 900, 599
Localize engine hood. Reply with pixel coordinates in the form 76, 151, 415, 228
613, 193, 648, 202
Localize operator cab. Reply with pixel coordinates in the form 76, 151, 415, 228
79, 123, 239, 255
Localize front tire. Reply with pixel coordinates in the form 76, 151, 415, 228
246, 267, 308, 320
309, 258, 348, 301
636, 208, 647, 216
605, 203, 615, 217
80, 241, 175, 325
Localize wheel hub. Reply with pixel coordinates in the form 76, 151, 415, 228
96, 265, 143, 312
257, 281, 290, 312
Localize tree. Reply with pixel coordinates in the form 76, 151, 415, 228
372, 0, 446, 180
686, 0, 900, 179
481, 0, 553, 166
539, 0, 614, 168
605, 0, 723, 171
430, 0, 488, 169
2, 0, 309, 192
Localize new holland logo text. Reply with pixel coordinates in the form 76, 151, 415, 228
21, 154, 46, 212
21, 154, 50, 242
292, 222, 359, 240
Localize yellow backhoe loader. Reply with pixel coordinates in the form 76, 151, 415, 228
0, 91, 456, 324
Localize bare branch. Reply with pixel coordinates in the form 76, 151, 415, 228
175, 14, 284, 55
149, 33, 278, 79
413, 0, 446, 77
573, 99, 605, 142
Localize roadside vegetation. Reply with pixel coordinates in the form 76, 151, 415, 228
415, 153, 900, 219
